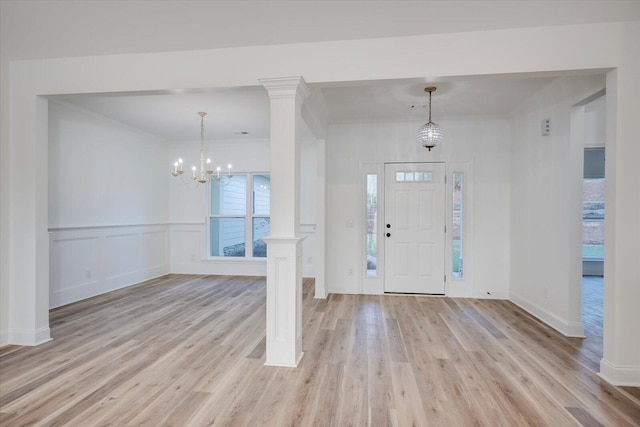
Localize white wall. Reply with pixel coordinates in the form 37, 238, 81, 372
300, 137, 318, 278
2, 17, 639, 385
49, 224, 169, 308
169, 138, 269, 275
584, 95, 606, 148
168, 137, 319, 278
509, 75, 605, 337
48, 101, 170, 307
326, 118, 511, 298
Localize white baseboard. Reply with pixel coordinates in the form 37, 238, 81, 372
510, 292, 585, 338
8, 326, 52, 346
473, 290, 509, 300
314, 286, 327, 299
0, 328, 8, 347
599, 358, 640, 387
171, 260, 266, 276
50, 224, 170, 308
264, 351, 304, 368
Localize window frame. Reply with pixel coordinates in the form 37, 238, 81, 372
207, 171, 271, 260
451, 172, 465, 280
582, 177, 605, 262
365, 173, 379, 277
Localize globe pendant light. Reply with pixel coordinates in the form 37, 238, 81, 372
416, 86, 443, 151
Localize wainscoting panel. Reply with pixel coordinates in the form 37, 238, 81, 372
104, 233, 139, 281
49, 224, 170, 308
170, 223, 268, 276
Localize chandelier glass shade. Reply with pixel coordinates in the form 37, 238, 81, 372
171, 112, 232, 185
416, 86, 443, 151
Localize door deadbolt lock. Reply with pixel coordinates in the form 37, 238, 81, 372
386, 224, 391, 228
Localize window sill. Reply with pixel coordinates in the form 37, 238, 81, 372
201, 257, 267, 263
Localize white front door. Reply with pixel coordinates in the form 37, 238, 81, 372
384, 162, 446, 294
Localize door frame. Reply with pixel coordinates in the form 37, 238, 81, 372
360, 160, 474, 297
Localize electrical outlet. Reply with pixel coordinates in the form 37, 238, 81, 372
541, 118, 551, 136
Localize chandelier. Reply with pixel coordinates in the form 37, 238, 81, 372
416, 86, 444, 151
171, 112, 232, 185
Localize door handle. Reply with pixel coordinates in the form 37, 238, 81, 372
386, 233, 391, 237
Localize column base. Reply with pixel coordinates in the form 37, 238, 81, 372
264, 351, 304, 368
262, 236, 305, 368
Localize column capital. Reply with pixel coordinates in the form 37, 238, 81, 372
259, 76, 310, 101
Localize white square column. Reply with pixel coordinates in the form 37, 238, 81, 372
260, 77, 310, 367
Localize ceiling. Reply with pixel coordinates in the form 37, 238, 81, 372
56, 87, 272, 141
55, 73, 574, 141
6, 1, 621, 140
3, 1, 640, 61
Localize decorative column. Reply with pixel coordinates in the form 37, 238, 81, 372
259, 77, 310, 367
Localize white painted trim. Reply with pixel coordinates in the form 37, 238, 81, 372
0, 329, 9, 346
170, 223, 268, 275
8, 327, 52, 346
445, 161, 475, 298
264, 351, 304, 368
473, 290, 509, 300
599, 359, 640, 387
510, 292, 586, 338
360, 162, 384, 295
50, 224, 170, 308
313, 139, 327, 299
299, 223, 316, 234
48, 223, 173, 232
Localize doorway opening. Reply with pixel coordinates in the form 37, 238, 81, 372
580, 94, 605, 368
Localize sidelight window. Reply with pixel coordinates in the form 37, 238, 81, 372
452, 173, 464, 279
366, 174, 378, 276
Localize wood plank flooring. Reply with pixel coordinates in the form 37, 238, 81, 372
1, 274, 639, 426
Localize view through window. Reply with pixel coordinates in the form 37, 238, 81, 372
210, 173, 270, 258
366, 174, 378, 276
452, 173, 464, 279
583, 178, 604, 260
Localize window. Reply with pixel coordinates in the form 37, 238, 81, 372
452, 173, 464, 279
395, 171, 433, 182
583, 148, 605, 261
366, 174, 378, 276
583, 178, 604, 260
252, 174, 270, 257
210, 173, 270, 258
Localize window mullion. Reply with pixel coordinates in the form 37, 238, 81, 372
247, 173, 253, 257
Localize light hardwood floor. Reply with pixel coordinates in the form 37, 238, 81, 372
1, 274, 638, 426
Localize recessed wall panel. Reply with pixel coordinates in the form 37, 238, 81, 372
51, 236, 100, 293
104, 233, 139, 279
140, 230, 167, 270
